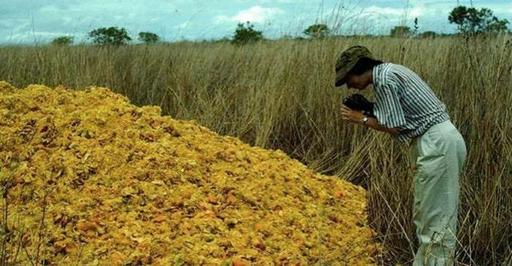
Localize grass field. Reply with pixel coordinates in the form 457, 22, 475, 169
1, 36, 511, 265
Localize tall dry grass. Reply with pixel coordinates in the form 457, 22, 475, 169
0, 36, 511, 265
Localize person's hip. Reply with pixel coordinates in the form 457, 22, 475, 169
409, 120, 467, 165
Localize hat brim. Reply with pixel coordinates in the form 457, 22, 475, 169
335, 77, 346, 87
335, 60, 357, 87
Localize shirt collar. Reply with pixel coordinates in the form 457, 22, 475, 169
372, 63, 389, 87
372, 63, 385, 89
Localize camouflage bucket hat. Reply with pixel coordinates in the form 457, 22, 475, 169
335, 45, 374, 87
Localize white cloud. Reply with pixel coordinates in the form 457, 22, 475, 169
234, 0, 297, 4
215, 6, 284, 24
365, 6, 401, 16
9, 31, 68, 42
253, 0, 295, 3
409, 7, 423, 18
39, 5, 60, 14
363, 5, 424, 19
175, 22, 190, 29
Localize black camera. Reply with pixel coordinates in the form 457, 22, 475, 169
342, 94, 375, 117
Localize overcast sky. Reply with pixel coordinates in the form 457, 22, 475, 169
1, 0, 511, 44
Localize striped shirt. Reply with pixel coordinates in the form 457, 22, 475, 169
372, 63, 450, 143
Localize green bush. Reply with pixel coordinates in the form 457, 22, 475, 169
51, 36, 74, 46
88, 27, 131, 46
303, 24, 330, 39
390, 26, 412, 38
231, 22, 263, 45
138, 32, 160, 44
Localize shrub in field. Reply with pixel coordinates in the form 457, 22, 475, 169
231, 22, 263, 45
390, 26, 412, 38
417, 31, 438, 39
138, 32, 160, 44
88, 26, 131, 46
51, 36, 74, 46
303, 24, 330, 39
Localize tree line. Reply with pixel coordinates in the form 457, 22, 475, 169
52, 5, 510, 46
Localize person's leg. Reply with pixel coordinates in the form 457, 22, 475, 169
412, 121, 466, 266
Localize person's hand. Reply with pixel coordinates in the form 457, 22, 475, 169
341, 105, 365, 124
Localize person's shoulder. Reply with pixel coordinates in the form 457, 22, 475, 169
376, 62, 399, 75
375, 63, 410, 90
384, 63, 419, 82
374, 63, 395, 83
387, 63, 418, 77
384, 63, 407, 74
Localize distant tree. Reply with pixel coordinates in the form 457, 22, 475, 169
390, 26, 412, 37
418, 31, 438, 39
281, 34, 294, 40
209, 37, 231, 43
138, 32, 160, 44
88, 27, 131, 46
449, 6, 509, 34
413, 18, 419, 35
200, 37, 231, 44
303, 24, 330, 39
231, 22, 263, 45
51, 36, 73, 46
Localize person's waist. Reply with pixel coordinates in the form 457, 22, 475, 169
409, 119, 451, 145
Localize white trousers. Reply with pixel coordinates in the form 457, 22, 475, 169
409, 120, 467, 266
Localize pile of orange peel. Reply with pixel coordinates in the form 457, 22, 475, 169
0, 81, 380, 265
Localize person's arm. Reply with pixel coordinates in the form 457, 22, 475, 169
341, 105, 401, 136
364, 116, 401, 135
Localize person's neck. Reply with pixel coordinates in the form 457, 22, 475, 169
363, 69, 373, 85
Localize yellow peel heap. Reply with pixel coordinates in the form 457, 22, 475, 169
0, 81, 380, 265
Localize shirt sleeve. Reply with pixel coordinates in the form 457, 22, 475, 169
374, 82, 407, 129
